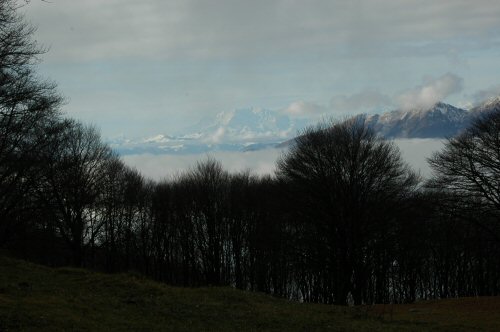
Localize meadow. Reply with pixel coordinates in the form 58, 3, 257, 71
1, 255, 499, 331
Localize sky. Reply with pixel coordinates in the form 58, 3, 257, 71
23, 0, 500, 140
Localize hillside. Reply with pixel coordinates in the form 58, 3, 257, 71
1, 256, 499, 331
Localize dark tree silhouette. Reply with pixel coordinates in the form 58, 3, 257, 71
38, 120, 112, 266
277, 117, 419, 304
184, 158, 230, 286
0, 0, 61, 244
429, 109, 500, 209
428, 109, 500, 240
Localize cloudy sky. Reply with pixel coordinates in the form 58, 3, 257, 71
23, 0, 500, 140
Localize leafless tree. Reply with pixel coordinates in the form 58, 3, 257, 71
429, 110, 500, 211
428, 109, 500, 240
277, 117, 419, 304
39, 120, 112, 266
0, 0, 61, 242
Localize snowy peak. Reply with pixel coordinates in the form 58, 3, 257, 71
225, 108, 290, 132
143, 134, 173, 144
187, 108, 307, 143
472, 96, 500, 114
365, 102, 469, 138
110, 108, 311, 155
110, 98, 499, 155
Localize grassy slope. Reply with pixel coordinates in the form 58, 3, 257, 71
0, 256, 498, 331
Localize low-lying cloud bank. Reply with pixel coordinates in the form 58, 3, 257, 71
122, 139, 445, 181
122, 149, 283, 180
394, 138, 445, 176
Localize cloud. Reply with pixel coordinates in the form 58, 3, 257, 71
325, 73, 464, 113
207, 127, 225, 144
23, 0, 500, 62
121, 139, 443, 180
282, 101, 326, 118
122, 149, 282, 180
470, 85, 500, 106
284, 73, 464, 116
394, 73, 463, 111
394, 139, 445, 177
330, 90, 392, 112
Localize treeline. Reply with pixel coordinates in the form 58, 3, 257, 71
1, 0, 500, 305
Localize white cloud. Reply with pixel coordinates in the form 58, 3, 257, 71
471, 85, 500, 106
282, 101, 325, 118
394, 73, 463, 111
395, 139, 445, 177
330, 90, 392, 112
121, 139, 444, 181
206, 127, 225, 144
324, 73, 463, 113
122, 149, 282, 180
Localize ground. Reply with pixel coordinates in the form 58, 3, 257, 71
0, 255, 498, 331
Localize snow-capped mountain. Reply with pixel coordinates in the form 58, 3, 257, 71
277, 101, 487, 149
184, 108, 309, 143
109, 100, 497, 155
470, 96, 500, 115
109, 108, 311, 155
364, 102, 470, 138
364, 98, 500, 139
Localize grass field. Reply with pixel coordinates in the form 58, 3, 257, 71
0, 255, 498, 331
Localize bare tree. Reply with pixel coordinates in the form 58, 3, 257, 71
39, 120, 112, 266
277, 117, 418, 304
185, 158, 230, 286
428, 109, 500, 240
429, 109, 500, 211
0, 0, 61, 242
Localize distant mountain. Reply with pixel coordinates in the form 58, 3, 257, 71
277, 101, 493, 149
364, 102, 469, 138
109, 108, 311, 155
365, 98, 500, 139
110, 99, 498, 155
184, 108, 312, 143
470, 96, 500, 115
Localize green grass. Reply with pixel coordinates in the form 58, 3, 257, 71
0, 255, 498, 331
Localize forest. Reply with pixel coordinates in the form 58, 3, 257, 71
1, 0, 500, 307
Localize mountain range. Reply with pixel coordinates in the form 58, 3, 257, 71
109, 98, 500, 155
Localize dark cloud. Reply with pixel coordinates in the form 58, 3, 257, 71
24, 0, 500, 61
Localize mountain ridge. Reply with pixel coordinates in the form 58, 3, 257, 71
110, 98, 499, 155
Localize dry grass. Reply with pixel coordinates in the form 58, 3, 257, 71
370, 297, 500, 331
0, 255, 498, 331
